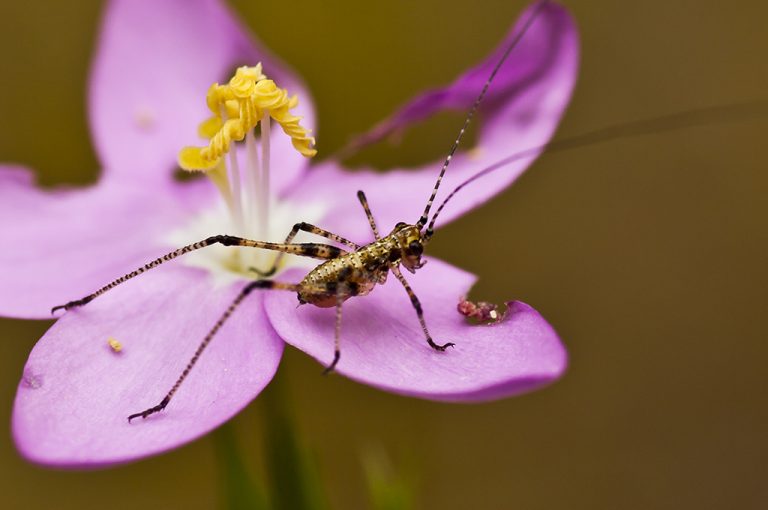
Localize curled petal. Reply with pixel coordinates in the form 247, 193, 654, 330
264, 260, 566, 401
347, 2, 576, 149
90, 0, 314, 194
294, 2, 578, 238
13, 267, 283, 467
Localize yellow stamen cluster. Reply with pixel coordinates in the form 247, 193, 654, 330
179, 64, 316, 171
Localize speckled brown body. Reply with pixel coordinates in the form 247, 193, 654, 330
299, 228, 410, 307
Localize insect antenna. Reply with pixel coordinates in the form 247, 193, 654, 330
416, 0, 552, 232
425, 100, 768, 234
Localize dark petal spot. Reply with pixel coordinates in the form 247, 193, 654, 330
22, 369, 43, 390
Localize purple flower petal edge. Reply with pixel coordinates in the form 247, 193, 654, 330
264, 261, 567, 401
344, 2, 576, 150
13, 268, 283, 467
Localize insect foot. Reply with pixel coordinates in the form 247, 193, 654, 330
322, 351, 341, 376
127, 396, 170, 423
428, 338, 456, 351
51, 296, 94, 315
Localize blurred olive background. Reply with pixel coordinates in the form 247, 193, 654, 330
1, 1, 766, 509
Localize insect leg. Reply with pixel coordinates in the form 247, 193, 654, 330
52, 235, 346, 313
252, 222, 360, 277
322, 295, 344, 375
390, 266, 455, 351
299, 277, 361, 374
356, 190, 381, 240
127, 279, 300, 422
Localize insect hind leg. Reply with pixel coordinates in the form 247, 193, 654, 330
127, 279, 301, 422
322, 293, 345, 375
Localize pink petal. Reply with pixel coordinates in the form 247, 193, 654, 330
13, 267, 283, 467
263, 260, 566, 401
90, 0, 314, 194
0, 166, 208, 319
293, 2, 578, 238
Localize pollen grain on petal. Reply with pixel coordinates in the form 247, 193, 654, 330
107, 337, 123, 353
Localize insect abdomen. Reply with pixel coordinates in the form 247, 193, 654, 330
298, 236, 399, 307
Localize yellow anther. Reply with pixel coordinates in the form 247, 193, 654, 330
229, 65, 265, 98
272, 110, 317, 157
252, 80, 287, 110
179, 63, 316, 171
205, 65, 265, 112
179, 146, 217, 171
224, 100, 240, 119
198, 116, 222, 139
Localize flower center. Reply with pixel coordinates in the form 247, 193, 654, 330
172, 64, 319, 282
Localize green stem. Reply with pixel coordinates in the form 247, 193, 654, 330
212, 422, 268, 510
261, 370, 328, 510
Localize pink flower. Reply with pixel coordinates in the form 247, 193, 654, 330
2, 0, 578, 466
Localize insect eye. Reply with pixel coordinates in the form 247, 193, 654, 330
408, 240, 423, 256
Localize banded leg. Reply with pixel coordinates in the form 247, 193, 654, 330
128, 279, 300, 422
52, 235, 346, 313
252, 222, 360, 277
356, 190, 380, 240
322, 294, 344, 375
390, 266, 455, 351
